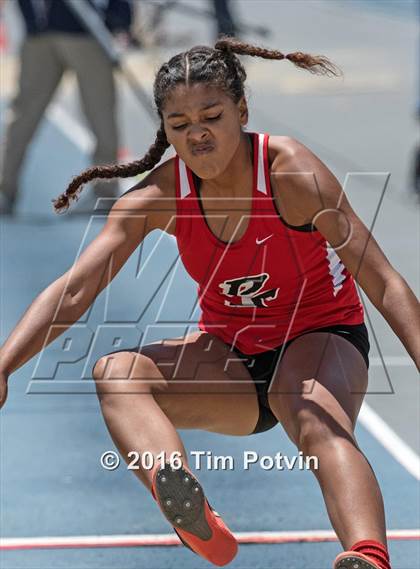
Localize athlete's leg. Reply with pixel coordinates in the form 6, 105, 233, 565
59, 36, 118, 197
92, 330, 259, 489
0, 36, 64, 208
92, 330, 248, 565
267, 332, 387, 550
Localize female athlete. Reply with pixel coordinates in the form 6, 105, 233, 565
0, 37, 419, 569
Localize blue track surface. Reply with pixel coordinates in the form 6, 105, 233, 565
1, 107, 419, 569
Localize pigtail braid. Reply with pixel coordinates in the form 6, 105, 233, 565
215, 36, 342, 78
52, 123, 169, 213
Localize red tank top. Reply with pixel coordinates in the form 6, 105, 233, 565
174, 132, 364, 354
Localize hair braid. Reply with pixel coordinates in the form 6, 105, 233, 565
215, 36, 342, 77
52, 123, 169, 213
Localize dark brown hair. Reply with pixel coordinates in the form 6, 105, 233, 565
52, 37, 342, 213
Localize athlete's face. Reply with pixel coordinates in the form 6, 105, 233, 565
162, 83, 248, 179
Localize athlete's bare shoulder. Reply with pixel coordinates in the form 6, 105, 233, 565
267, 135, 298, 163
267, 135, 340, 226
114, 156, 177, 235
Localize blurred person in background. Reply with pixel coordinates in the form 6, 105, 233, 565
132, 1, 238, 47
0, 0, 133, 216
212, 0, 237, 39
412, 30, 420, 202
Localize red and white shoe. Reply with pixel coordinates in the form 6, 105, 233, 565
334, 551, 382, 569
151, 462, 238, 566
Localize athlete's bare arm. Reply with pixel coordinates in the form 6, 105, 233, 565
268, 136, 420, 369
0, 159, 177, 405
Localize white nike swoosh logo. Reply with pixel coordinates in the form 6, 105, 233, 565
256, 234, 273, 245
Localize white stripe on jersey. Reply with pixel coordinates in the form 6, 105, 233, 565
257, 133, 268, 194
326, 244, 346, 296
178, 159, 191, 198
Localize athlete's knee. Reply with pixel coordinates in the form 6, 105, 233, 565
92, 352, 167, 398
93, 351, 152, 379
295, 409, 331, 452
293, 405, 355, 455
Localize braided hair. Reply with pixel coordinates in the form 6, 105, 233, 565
52, 37, 341, 213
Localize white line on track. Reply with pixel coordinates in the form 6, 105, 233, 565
1, 529, 418, 551
369, 356, 415, 367
359, 403, 420, 480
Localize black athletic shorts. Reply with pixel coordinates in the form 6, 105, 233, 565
93, 323, 369, 437
231, 322, 370, 435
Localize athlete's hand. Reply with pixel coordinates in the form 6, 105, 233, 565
0, 371, 8, 409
